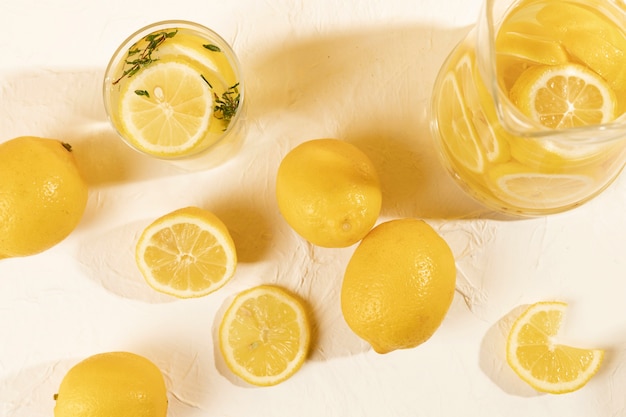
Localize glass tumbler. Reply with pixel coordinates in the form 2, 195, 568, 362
430, 0, 626, 216
103, 20, 245, 170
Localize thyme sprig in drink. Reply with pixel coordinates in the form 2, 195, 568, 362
104, 21, 244, 161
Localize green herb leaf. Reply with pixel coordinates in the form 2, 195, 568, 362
203, 44, 221, 52
135, 89, 150, 98
112, 29, 178, 85
213, 82, 240, 126
200, 74, 213, 89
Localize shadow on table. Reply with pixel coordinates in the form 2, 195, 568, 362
0, 359, 63, 417
245, 21, 501, 221
478, 304, 541, 397
217, 21, 505, 366
76, 218, 177, 304
480, 303, 626, 398
0, 68, 192, 186
7, 21, 521, 378
75, 187, 276, 303
0, 356, 214, 417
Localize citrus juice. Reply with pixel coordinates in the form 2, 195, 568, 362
103, 21, 243, 160
431, 0, 626, 215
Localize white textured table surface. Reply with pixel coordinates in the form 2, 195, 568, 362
2, 0, 626, 416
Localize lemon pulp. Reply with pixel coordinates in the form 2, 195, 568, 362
506, 301, 604, 394
219, 285, 311, 386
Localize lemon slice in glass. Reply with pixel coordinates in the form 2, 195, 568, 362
510, 63, 617, 129
219, 285, 311, 386
506, 301, 604, 394
135, 206, 237, 298
120, 61, 213, 157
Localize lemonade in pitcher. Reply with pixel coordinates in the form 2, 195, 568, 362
104, 21, 244, 164
431, 0, 626, 215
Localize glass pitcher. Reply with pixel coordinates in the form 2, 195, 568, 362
430, 0, 626, 216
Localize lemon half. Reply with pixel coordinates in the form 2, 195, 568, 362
219, 285, 311, 386
135, 206, 237, 298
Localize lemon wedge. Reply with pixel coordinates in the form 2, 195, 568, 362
120, 60, 213, 157
507, 301, 604, 394
135, 206, 237, 298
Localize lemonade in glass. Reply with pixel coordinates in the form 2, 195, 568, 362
431, 0, 626, 215
103, 21, 244, 168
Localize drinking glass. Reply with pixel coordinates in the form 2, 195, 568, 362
103, 20, 245, 170
431, 0, 626, 216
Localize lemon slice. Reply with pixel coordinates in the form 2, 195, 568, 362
495, 19, 569, 91
536, 2, 626, 93
509, 135, 617, 169
219, 285, 311, 386
506, 301, 604, 394
496, 20, 569, 66
510, 63, 617, 129
457, 54, 510, 164
120, 61, 213, 157
490, 163, 595, 209
135, 206, 237, 298
436, 69, 485, 173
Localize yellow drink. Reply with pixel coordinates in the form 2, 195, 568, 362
103, 21, 244, 163
431, 0, 626, 215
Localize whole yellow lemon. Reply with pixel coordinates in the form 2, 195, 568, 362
0, 136, 88, 258
341, 219, 456, 354
276, 138, 381, 248
54, 351, 168, 417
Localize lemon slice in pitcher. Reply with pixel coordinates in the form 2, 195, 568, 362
489, 163, 595, 209
536, 2, 626, 93
435, 53, 512, 172
120, 60, 213, 157
510, 63, 617, 129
